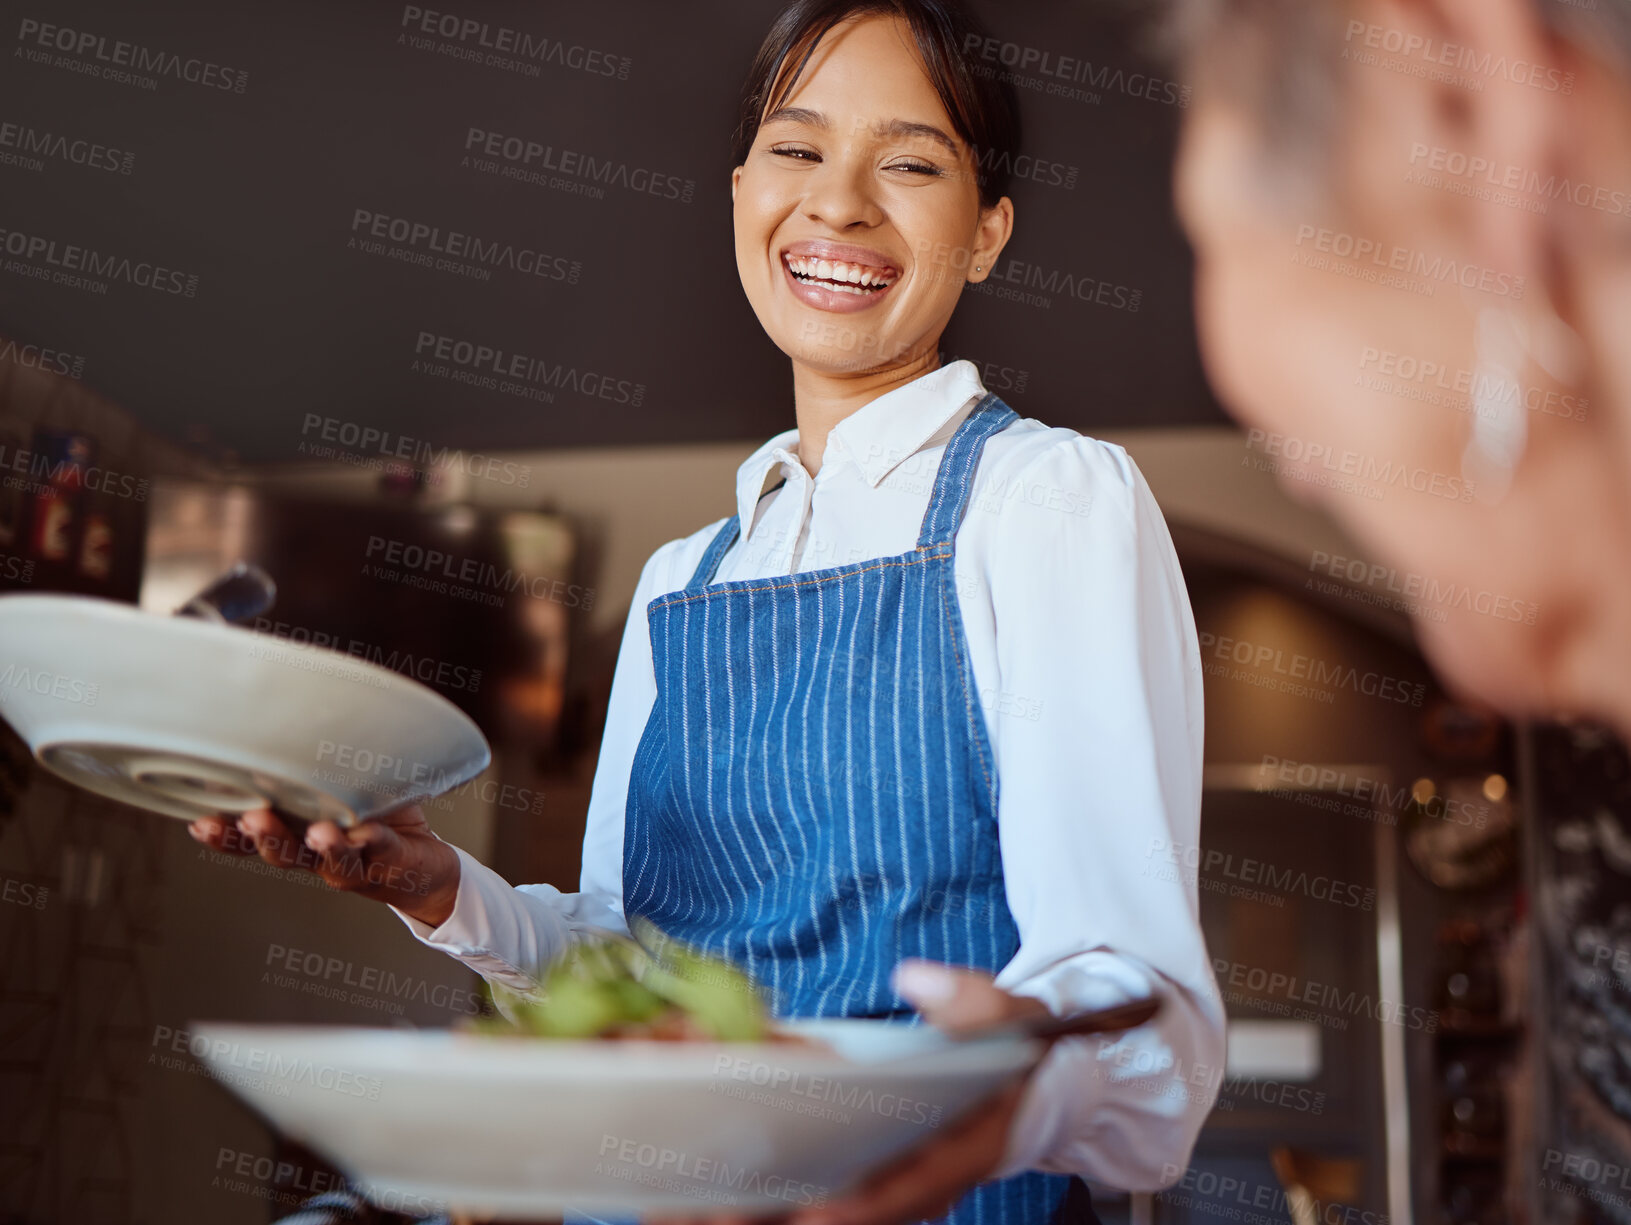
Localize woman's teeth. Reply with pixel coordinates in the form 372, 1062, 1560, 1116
784, 254, 895, 293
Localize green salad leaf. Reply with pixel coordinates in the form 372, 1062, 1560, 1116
476, 922, 771, 1041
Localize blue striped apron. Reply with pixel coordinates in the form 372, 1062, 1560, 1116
622, 392, 1090, 1225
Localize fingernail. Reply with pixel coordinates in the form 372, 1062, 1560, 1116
893, 960, 959, 1005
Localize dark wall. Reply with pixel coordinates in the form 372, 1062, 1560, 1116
0, 0, 1224, 465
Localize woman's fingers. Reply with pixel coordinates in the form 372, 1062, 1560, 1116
237, 809, 307, 869
187, 814, 255, 855
187, 810, 301, 864
890, 960, 1049, 1034
191, 803, 451, 913
303, 818, 407, 894
303, 819, 366, 888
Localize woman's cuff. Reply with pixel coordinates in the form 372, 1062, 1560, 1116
988, 952, 1222, 1185
387, 843, 542, 990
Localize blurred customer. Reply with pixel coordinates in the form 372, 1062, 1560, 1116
1162, 0, 1631, 733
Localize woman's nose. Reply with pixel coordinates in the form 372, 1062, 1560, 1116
801, 156, 886, 230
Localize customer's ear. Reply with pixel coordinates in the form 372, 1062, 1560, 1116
1350, 0, 1566, 288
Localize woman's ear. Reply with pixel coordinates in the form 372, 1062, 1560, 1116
731, 164, 743, 204
968, 196, 1015, 283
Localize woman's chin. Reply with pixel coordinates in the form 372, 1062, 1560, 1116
776, 330, 902, 374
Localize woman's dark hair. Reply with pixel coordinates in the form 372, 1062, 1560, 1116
732, 0, 1021, 210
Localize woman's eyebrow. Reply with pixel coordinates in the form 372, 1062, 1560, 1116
763, 106, 961, 157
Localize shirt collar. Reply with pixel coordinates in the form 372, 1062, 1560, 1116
732, 360, 988, 541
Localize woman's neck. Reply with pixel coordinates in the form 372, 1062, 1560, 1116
791, 349, 942, 476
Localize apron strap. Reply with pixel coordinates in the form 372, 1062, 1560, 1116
915, 391, 1017, 549
684, 513, 743, 590
688, 475, 786, 590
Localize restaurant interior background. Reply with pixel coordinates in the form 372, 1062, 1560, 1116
0, 1, 1626, 1223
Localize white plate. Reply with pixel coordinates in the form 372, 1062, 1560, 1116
191, 1019, 1040, 1219
0, 594, 489, 824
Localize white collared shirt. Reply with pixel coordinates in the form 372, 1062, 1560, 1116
393, 360, 1226, 1191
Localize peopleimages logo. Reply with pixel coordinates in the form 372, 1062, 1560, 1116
969, 143, 1079, 191
1160, 1164, 1388, 1225
1210, 954, 1438, 1033
0, 337, 85, 378
0, 439, 149, 501
1543, 1147, 1631, 1193
1357, 345, 1588, 421
0, 223, 198, 296
1245, 428, 1476, 504
13, 18, 249, 92
981, 256, 1141, 311
1407, 142, 1631, 217
349, 209, 581, 284
214, 1147, 343, 1200
251, 617, 483, 695
309, 741, 547, 817
264, 943, 483, 1016
463, 127, 694, 203
1148, 838, 1377, 911
1307, 551, 1539, 625
363, 535, 596, 612
0, 665, 98, 707
0, 118, 133, 174
149, 1025, 381, 1099
2, 877, 48, 909
710, 1054, 943, 1127
299, 412, 529, 487
961, 34, 1190, 106
1344, 19, 1574, 93
1293, 224, 1525, 297
1259, 755, 1491, 830
1196, 627, 1429, 707
414, 332, 645, 406
595, 1134, 827, 1209
398, 6, 631, 79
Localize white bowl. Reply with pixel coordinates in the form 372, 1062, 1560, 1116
190, 1020, 1040, 1219
0, 594, 489, 824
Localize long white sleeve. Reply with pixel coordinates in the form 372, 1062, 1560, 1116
386, 538, 702, 989
967, 436, 1225, 1190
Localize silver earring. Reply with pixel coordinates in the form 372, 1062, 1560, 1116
1460, 291, 1583, 504
1462, 307, 1529, 505
974, 265, 982, 271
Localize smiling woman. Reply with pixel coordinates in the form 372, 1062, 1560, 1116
728, 0, 1018, 432
209, 5, 1227, 1225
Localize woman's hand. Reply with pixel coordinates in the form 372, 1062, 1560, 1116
653, 961, 1047, 1225
187, 805, 462, 926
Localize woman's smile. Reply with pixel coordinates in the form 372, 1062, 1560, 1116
779, 238, 900, 314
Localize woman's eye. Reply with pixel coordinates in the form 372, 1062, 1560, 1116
769, 146, 819, 162
888, 161, 944, 177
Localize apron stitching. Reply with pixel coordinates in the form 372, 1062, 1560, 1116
652, 551, 949, 608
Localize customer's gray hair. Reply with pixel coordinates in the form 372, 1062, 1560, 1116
1151, 0, 1630, 184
